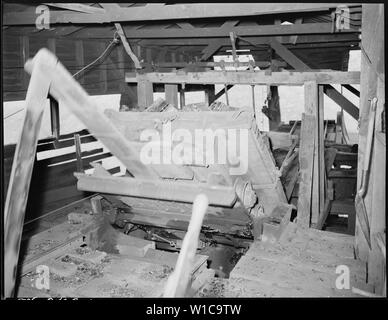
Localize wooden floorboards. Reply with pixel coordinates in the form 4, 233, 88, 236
228, 223, 370, 297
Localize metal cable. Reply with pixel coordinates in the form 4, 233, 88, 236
72, 32, 120, 78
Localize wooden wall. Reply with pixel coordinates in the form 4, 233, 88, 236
356, 4, 385, 295
2, 34, 136, 101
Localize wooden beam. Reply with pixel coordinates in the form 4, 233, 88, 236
75, 173, 237, 207
297, 113, 316, 228
318, 85, 325, 217
10, 24, 359, 45
114, 23, 142, 69
43, 3, 105, 14
107, 23, 362, 38
204, 85, 216, 105
369, 76, 386, 295
268, 38, 360, 121
289, 18, 303, 44
200, 20, 239, 61
342, 84, 360, 97
304, 81, 320, 225
323, 85, 359, 119
3, 4, 347, 25
4, 51, 52, 297
165, 84, 178, 108
267, 86, 281, 130
137, 80, 154, 110
126, 71, 361, 85
200, 40, 224, 61
269, 38, 311, 71
24, 48, 159, 179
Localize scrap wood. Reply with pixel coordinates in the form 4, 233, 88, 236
145, 98, 177, 112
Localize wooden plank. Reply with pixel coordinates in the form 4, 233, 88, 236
114, 22, 141, 69
3, 4, 348, 25
200, 40, 224, 61
335, 111, 344, 144
36, 134, 96, 152
127, 71, 360, 85
369, 76, 386, 294
199, 20, 239, 61
165, 84, 178, 108
102, 23, 359, 38
342, 84, 360, 97
4, 53, 52, 297
296, 113, 315, 228
75, 173, 237, 207
355, 4, 384, 261
318, 86, 325, 216
137, 80, 154, 110
323, 85, 359, 119
304, 81, 320, 225
269, 38, 310, 71
38, 148, 104, 166
24, 49, 159, 179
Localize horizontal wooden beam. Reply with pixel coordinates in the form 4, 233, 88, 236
75, 173, 237, 207
82, 23, 361, 39
4, 25, 360, 47
126, 71, 360, 85
3, 4, 345, 25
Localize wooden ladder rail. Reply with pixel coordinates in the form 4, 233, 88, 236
3, 48, 158, 297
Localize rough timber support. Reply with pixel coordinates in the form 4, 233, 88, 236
126, 71, 360, 85
4, 53, 52, 297
75, 172, 237, 207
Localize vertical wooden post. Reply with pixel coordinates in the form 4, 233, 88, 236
137, 80, 153, 110
318, 85, 325, 216
297, 113, 315, 228
179, 84, 186, 109
165, 84, 178, 107
369, 76, 386, 294
303, 81, 319, 226
224, 84, 230, 105
204, 85, 216, 106
355, 5, 382, 261
74, 133, 83, 172
75, 40, 84, 84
